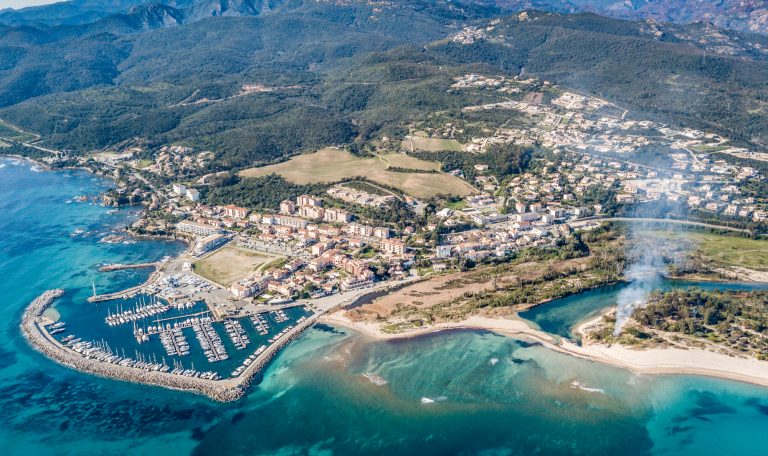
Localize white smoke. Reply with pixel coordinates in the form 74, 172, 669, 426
613, 223, 678, 336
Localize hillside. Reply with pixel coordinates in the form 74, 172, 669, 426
463, 0, 768, 35
1, 3, 768, 172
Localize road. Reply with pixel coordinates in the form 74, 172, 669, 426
593, 217, 752, 234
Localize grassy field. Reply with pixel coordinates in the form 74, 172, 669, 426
637, 229, 768, 271
133, 159, 154, 169
401, 135, 464, 152
193, 246, 278, 286
240, 148, 475, 198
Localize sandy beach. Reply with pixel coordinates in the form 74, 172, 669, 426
321, 313, 559, 343
321, 310, 768, 388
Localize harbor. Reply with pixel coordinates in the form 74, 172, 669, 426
22, 288, 320, 401
20, 273, 416, 401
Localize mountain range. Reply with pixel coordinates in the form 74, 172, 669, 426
0, 0, 767, 170
2, 0, 767, 35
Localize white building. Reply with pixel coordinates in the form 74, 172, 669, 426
194, 234, 228, 256
176, 221, 221, 236
186, 188, 200, 202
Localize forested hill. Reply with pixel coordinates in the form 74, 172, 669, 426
1, 2, 767, 170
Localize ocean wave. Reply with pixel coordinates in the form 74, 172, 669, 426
361, 372, 388, 386
570, 381, 605, 394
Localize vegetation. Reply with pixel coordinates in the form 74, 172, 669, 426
632, 229, 768, 274
412, 143, 534, 181
203, 174, 330, 211
1, 6, 766, 175
593, 289, 768, 360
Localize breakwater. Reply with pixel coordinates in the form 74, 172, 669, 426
99, 262, 159, 272
21, 290, 244, 402
233, 315, 320, 392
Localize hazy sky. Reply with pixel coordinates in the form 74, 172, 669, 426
0, 0, 60, 9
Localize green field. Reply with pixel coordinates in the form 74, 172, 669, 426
402, 135, 464, 152
240, 148, 475, 198
193, 246, 278, 286
638, 229, 768, 271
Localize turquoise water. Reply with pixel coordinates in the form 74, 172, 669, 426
2, 157, 768, 455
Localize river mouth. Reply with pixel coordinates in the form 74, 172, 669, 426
519, 279, 768, 339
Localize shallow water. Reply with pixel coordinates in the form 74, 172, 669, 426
2, 157, 768, 455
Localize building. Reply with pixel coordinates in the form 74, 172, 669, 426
298, 205, 324, 220
186, 188, 200, 202
373, 227, 390, 239
323, 208, 352, 223
347, 223, 373, 237
436, 245, 453, 258
380, 238, 405, 256
297, 194, 323, 207
311, 241, 335, 256
172, 183, 186, 195
341, 277, 373, 291
276, 215, 308, 229
176, 220, 222, 236
279, 200, 296, 214
194, 233, 228, 256
222, 205, 248, 219
230, 274, 269, 299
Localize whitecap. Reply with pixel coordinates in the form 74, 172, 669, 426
570, 381, 605, 394
489, 357, 499, 366
361, 372, 388, 386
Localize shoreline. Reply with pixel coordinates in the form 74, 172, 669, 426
321, 310, 768, 390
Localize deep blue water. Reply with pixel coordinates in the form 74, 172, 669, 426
3, 157, 768, 455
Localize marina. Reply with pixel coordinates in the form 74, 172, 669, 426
23, 284, 317, 400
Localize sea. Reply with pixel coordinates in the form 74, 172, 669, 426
2, 156, 768, 455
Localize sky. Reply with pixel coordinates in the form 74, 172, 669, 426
0, 0, 60, 9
